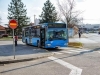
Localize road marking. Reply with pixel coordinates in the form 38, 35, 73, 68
69, 50, 83, 52
48, 56, 82, 75
60, 51, 73, 53
58, 47, 76, 50
52, 52, 63, 54
68, 50, 90, 52
60, 49, 90, 53
76, 49, 90, 51
52, 49, 91, 55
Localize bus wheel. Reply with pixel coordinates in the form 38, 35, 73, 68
37, 41, 40, 48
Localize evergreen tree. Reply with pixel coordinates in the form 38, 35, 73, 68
39, 0, 58, 23
8, 0, 30, 35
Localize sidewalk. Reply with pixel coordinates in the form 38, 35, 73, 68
69, 34, 87, 42
73, 34, 87, 38
0, 51, 53, 64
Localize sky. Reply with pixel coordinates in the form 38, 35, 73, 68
0, 0, 100, 26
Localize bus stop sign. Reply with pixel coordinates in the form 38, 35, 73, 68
9, 19, 18, 29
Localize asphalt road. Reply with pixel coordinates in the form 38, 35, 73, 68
0, 48, 100, 75
0, 34, 100, 75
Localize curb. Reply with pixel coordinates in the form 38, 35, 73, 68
0, 54, 54, 64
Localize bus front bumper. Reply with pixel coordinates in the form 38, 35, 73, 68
45, 43, 67, 48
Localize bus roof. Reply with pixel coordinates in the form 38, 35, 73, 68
41, 22, 66, 25
22, 23, 66, 29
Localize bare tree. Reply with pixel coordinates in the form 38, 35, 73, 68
57, 0, 82, 28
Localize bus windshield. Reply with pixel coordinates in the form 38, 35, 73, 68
47, 30, 67, 40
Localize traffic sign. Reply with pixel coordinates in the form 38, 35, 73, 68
9, 19, 18, 29
9, 19, 18, 59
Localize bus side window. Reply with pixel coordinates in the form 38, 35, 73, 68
36, 29, 40, 37
34, 29, 36, 37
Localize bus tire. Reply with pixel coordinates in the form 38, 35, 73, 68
37, 41, 40, 48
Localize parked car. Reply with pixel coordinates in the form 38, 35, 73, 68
1, 34, 8, 37
18, 35, 22, 39
98, 32, 100, 34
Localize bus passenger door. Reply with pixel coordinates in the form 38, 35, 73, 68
22, 30, 25, 43
40, 28, 45, 47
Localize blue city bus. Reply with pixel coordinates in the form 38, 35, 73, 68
22, 23, 68, 48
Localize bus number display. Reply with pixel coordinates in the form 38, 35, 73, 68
48, 24, 66, 28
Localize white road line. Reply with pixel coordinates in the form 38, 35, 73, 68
69, 50, 83, 52
76, 49, 90, 51
52, 49, 91, 54
69, 50, 90, 52
60, 51, 73, 53
52, 52, 63, 54
60, 50, 83, 53
54, 50, 90, 54
59, 47, 75, 49
48, 56, 82, 75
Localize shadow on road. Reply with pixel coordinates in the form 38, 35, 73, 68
0, 44, 48, 56
46, 48, 62, 52
0, 47, 100, 73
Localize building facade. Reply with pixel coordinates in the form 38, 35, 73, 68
0, 25, 6, 37
78, 24, 100, 32
0, 25, 6, 34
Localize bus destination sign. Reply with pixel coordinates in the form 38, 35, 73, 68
48, 24, 66, 28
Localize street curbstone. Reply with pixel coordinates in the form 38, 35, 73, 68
0, 54, 54, 64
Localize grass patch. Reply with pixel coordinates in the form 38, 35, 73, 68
68, 42, 83, 48
0, 37, 22, 41
0, 37, 13, 41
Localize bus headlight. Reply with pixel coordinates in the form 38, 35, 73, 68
47, 44, 51, 46
64, 43, 67, 46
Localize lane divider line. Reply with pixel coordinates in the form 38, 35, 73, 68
48, 56, 82, 75
52, 52, 63, 54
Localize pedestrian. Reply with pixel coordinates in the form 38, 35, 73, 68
15, 35, 18, 46
78, 29, 81, 38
